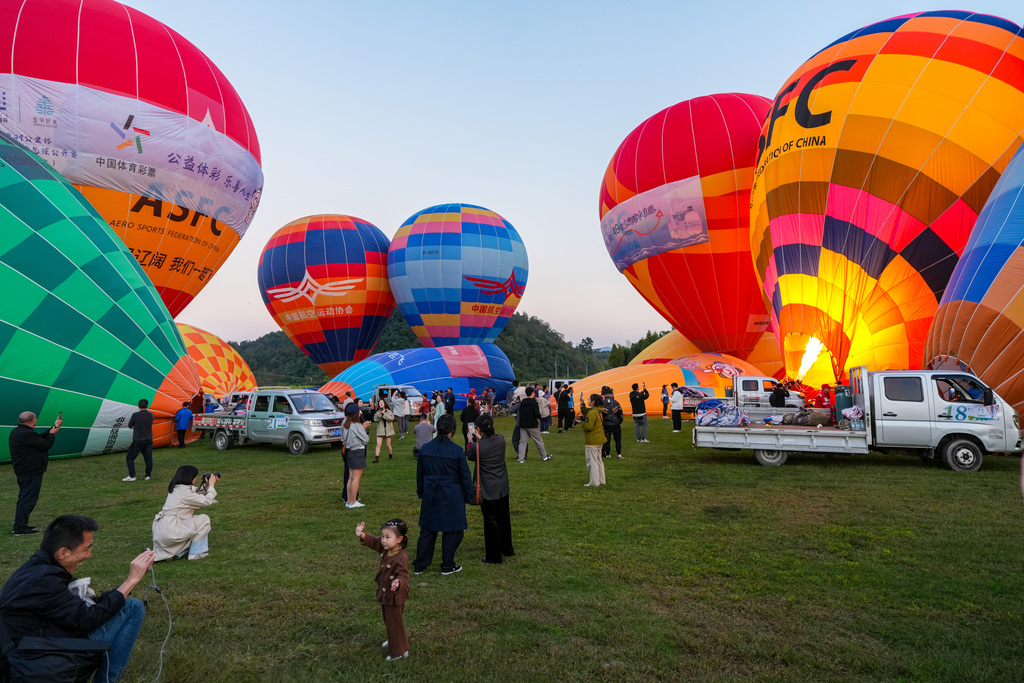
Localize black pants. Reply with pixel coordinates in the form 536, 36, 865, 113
176, 429, 187, 448
602, 425, 622, 456
672, 409, 682, 431
480, 494, 514, 562
14, 473, 43, 532
413, 528, 464, 572
511, 424, 525, 457
662, 402, 668, 417
125, 439, 153, 477
558, 411, 573, 432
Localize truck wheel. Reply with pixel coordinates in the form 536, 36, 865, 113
754, 449, 788, 466
213, 430, 232, 451
943, 439, 982, 472
287, 432, 308, 455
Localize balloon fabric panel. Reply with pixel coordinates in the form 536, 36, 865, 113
751, 11, 1024, 386
0, 130, 200, 461
257, 215, 395, 378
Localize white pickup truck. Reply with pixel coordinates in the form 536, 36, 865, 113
195, 388, 345, 455
693, 367, 1022, 471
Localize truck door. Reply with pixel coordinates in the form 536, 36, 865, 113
267, 395, 293, 443
739, 379, 761, 407
932, 375, 1004, 451
875, 375, 931, 447
248, 394, 272, 441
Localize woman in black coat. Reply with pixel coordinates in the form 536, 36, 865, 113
413, 414, 473, 575
466, 415, 514, 564
460, 398, 480, 446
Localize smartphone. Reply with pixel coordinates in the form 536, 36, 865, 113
57, 411, 62, 421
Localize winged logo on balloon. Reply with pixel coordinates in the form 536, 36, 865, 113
265, 271, 364, 304
464, 272, 525, 299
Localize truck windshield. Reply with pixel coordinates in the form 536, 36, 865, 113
289, 393, 337, 413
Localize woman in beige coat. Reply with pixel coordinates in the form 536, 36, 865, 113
152, 465, 218, 561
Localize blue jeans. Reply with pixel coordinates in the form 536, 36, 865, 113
89, 598, 145, 683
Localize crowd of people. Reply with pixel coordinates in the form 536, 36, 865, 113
0, 376, 673, 676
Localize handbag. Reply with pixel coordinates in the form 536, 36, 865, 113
0, 616, 110, 683
468, 442, 482, 506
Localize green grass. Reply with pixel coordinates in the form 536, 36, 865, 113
1, 417, 1022, 682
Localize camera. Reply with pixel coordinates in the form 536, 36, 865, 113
204, 472, 221, 480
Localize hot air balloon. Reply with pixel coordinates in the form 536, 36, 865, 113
387, 203, 528, 348
0, 0, 263, 317
0, 130, 201, 461
258, 215, 395, 378
599, 93, 773, 359
572, 353, 764, 416
750, 11, 1024, 387
321, 344, 514, 411
629, 329, 785, 378
177, 323, 257, 399
925, 142, 1024, 412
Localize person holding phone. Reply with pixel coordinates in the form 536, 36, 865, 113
9, 411, 62, 535
459, 398, 479, 447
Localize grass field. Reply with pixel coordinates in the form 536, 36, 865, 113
0, 417, 1021, 682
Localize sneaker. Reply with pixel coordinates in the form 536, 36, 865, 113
441, 566, 462, 576
414, 568, 424, 575
144, 476, 151, 481
350, 501, 365, 508
122, 476, 136, 482
516, 460, 525, 464
672, 430, 681, 433
617, 455, 623, 459
642, 439, 650, 443
542, 455, 552, 461
12, 528, 39, 535
541, 431, 549, 434
386, 651, 409, 661
584, 483, 593, 487
602, 454, 610, 458
188, 552, 208, 561
382, 640, 389, 649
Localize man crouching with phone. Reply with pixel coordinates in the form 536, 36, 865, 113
0, 515, 155, 682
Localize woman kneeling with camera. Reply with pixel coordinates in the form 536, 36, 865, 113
152, 465, 219, 561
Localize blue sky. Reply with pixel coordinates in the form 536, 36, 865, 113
129, 0, 1024, 348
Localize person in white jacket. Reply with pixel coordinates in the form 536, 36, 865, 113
670, 383, 685, 433
152, 465, 218, 561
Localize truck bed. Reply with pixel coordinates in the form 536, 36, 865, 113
693, 423, 871, 454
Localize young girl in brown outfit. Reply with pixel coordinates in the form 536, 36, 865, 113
356, 518, 411, 660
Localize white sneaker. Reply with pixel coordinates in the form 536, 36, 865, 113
188, 552, 208, 561
386, 651, 409, 661
144, 476, 151, 480
672, 430, 680, 433
122, 476, 136, 482
382, 640, 389, 649
350, 501, 365, 508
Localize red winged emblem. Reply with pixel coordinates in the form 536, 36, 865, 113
465, 272, 525, 299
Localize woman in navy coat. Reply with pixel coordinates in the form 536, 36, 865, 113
413, 414, 473, 575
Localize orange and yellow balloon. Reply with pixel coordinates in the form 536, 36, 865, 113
177, 324, 257, 399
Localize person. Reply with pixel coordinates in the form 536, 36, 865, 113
661, 384, 670, 419
372, 400, 395, 463
412, 413, 435, 458
601, 387, 624, 459
538, 391, 552, 434
392, 391, 409, 439
670, 383, 685, 432
173, 401, 193, 449
344, 403, 370, 509
769, 382, 790, 408
152, 466, 218, 561
629, 382, 650, 443
432, 394, 446, 429
557, 386, 572, 433
516, 386, 551, 463
0, 515, 155, 683
355, 518, 411, 661
579, 394, 607, 487
466, 415, 514, 564
341, 392, 354, 411
231, 396, 248, 414
413, 415, 472, 576
443, 388, 456, 416
9, 411, 61, 536
123, 399, 153, 482
205, 398, 217, 413
460, 398, 479, 447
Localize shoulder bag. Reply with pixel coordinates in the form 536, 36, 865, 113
0, 614, 110, 683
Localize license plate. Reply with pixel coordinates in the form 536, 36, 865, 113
330, 429, 341, 437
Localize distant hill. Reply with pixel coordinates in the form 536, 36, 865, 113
229, 310, 605, 387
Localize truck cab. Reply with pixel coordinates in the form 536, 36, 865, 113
735, 376, 805, 408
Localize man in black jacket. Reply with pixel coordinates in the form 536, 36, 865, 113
515, 386, 550, 463
9, 411, 61, 535
628, 382, 650, 443
601, 387, 624, 459
123, 399, 153, 482
0, 515, 155, 681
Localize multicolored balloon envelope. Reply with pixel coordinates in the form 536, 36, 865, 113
0, 0, 263, 317
571, 353, 764, 416
750, 11, 1024, 387
926, 143, 1024, 412
387, 203, 528, 347
599, 93, 773, 359
0, 130, 201, 462
258, 215, 395, 378
321, 344, 514, 411
629, 329, 785, 379
177, 323, 257, 399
